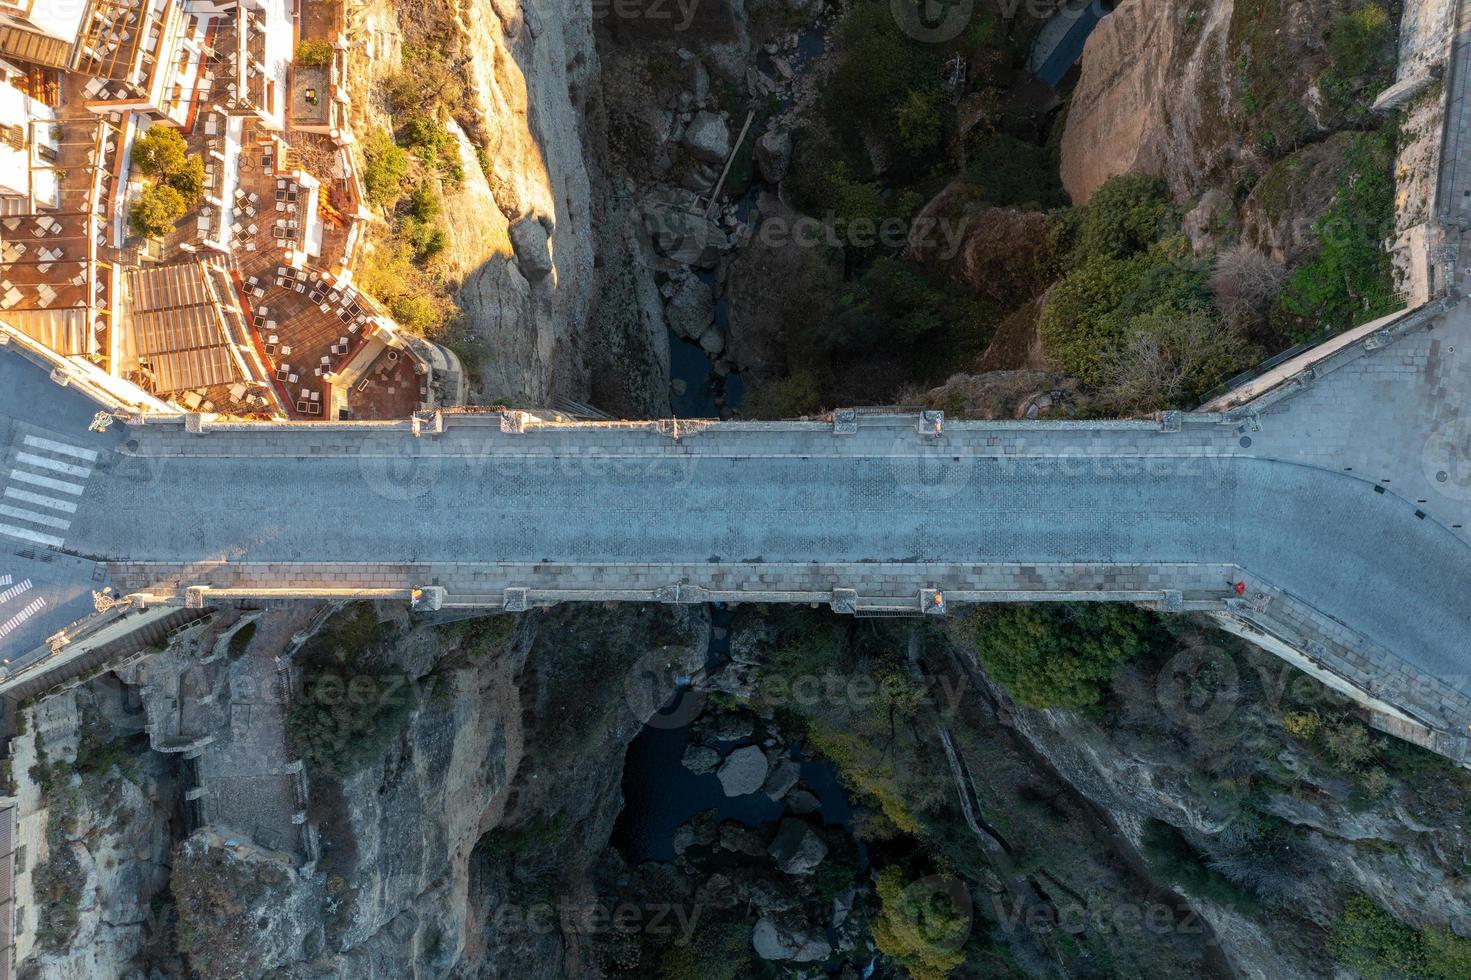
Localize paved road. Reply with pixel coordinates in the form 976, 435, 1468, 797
0, 355, 122, 659
2, 302, 1470, 708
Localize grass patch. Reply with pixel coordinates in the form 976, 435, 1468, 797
1273, 125, 1400, 340
1330, 894, 1471, 979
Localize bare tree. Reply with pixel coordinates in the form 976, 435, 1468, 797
1212, 244, 1286, 326
1104, 311, 1256, 411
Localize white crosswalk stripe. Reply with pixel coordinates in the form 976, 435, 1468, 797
22, 436, 97, 462
0, 433, 98, 550
16, 452, 91, 479
0, 597, 46, 638
0, 579, 31, 604
0, 504, 68, 529
4, 487, 76, 513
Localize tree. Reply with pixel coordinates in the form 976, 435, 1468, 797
131, 125, 187, 177
361, 130, 408, 208
129, 183, 187, 239
1077, 173, 1176, 262
163, 154, 206, 203
964, 604, 1158, 710
893, 88, 944, 159
295, 39, 334, 68
1102, 310, 1256, 410
872, 867, 969, 980
1212, 244, 1285, 327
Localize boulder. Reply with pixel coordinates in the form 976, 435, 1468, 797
746, 67, 779, 99
752, 913, 833, 962
718, 821, 768, 857
784, 788, 822, 815
643, 201, 730, 268
755, 129, 793, 185
507, 214, 553, 282
768, 817, 827, 875
673, 808, 720, 854
746, 873, 802, 912
665, 275, 716, 343
695, 872, 740, 910
711, 711, 754, 742
1182, 188, 1236, 256
681, 743, 721, 775
683, 111, 731, 164
717, 745, 768, 796
762, 756, 800, 800
690, 59, 710, 105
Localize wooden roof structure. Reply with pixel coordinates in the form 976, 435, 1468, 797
127, 259, 252, 393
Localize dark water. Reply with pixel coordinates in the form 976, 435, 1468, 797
668, 329, 746, 418
612, 708, 857, 863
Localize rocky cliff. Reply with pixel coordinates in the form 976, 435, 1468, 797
1059, 0, 1374, 205
346, 0, 658, 410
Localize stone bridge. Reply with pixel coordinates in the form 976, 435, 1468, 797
1, 288, 1470, 757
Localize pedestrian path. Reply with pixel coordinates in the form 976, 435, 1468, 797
0, 573, 42, 640
0, 433, 98, 550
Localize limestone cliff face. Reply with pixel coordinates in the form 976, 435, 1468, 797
975, 647, 1471, 979
10, 683, 177, 979
179, 604, 710, 979
1059, 0, 1236, 204
345, 0, 617, 408
1059, 0, 1362, 204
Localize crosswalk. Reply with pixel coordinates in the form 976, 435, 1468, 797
0, 573, 43, 639
0, 434, 98, 550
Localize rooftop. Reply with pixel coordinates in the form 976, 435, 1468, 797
0, 0, 458, 420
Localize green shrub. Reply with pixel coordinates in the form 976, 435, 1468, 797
1141, 819, 1263, 914
1331, 895, 1428, 979
131, 125, 187, 177
1274, 127, 1400, 339
408, 185, 440, 222
164, 154, 205, 203
400, 116, 456, 171
361, 130, 408, 208
296, 39, 334, 68
872, 867, 969, 980
389, 293, 448, 334
963, 134, 1065, 209
1076, 174, 1177, 262
1040, 243, 1216, 387
892, 87, 945, 159
129, 183, 187, 239
1327, 5, 1392, 79
962, 604, 1158, 710
381, 44, 464, 116
286, 604, 416, 778
656, 917, 753, 980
